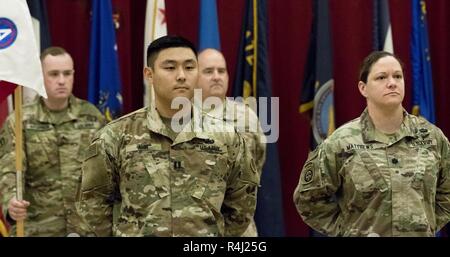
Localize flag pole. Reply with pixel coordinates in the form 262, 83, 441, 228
13, 85, 24, 237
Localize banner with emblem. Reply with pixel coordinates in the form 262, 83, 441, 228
299, 0, 335, 148
21, 0, 52, 104
232, 0, 285, 237
0, 0, 47, 99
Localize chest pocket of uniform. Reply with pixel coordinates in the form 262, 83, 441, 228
410, 144, 439, 199
346, 151, 388, 206
183, 143, 229, 213
74, 121, 102, 161
24, 128, 58, 170
185, 147, 229, 236
121, 144, 169, 207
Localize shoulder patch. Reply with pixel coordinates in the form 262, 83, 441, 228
84, 143, 99, 160
301, 163, 315, 185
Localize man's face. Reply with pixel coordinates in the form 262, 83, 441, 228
42, 53, 74, 102
197, 49, 229, 100
359, 56, 405, 109
145, 47, 198, 106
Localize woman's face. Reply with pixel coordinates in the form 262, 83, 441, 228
358, 56, 405, 110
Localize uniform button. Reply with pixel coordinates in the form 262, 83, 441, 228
395, 170, 399, 174
392, 158, 398, 164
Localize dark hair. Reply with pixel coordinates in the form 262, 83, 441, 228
40, 46, 70, 61
359, 51, 404, 83
146, 35, 197, 68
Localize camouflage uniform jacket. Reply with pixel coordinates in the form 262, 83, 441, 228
207, 99, 266, 237
294, 109, 450, 236
76, 102, 259, 237
0, 96, 105, 236
207, 99, 266, 174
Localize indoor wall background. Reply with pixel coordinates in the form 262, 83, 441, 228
45, 0, 450, 236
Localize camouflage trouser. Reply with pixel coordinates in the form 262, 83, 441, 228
241, 219, 258, 237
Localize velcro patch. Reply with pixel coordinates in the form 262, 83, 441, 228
125, 143, 161, 153
25, 123, 52, 131
74, 122, 99, 129
84, 143, 99, 160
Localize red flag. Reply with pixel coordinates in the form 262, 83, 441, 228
0, 81, 15, 126
0, 81, 16, 102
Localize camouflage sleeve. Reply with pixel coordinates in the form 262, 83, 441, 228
0, 115, 26, 223
435, 131, 450, 229
241, 131, 266, 176
223, 133, 260, 236
76, 129, 118, 236
254, 117, 266, 173
248, 107, 266, 173
293, 142, 342, 236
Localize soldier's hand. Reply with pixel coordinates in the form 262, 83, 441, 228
7, 198, 30, 221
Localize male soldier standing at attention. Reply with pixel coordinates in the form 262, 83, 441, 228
0, 47, 105, 236
76, 35, 259, 236
197, 48, 266, 236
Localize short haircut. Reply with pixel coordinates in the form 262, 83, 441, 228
359, 51, 404, 83
146, 35, 197, 68
40, 46, 70, 62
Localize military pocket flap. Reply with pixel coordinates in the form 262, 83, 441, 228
190, 180, 207, 200
240, 159, 259, 185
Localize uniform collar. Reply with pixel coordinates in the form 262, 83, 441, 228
146, 99, 209, 145
360, 108, 418, 144
35, 95, 78, 124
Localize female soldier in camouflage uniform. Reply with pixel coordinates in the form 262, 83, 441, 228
294, 51, 450, 236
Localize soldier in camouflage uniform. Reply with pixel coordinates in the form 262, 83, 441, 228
294, 51, 450, 236
0, 47, 105, 236
75, 36, 259, 236
197, 48, 266, 237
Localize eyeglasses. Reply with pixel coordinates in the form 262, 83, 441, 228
46, 70, 74, 78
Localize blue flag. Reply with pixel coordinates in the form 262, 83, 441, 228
373, 0, 393, 52
233, 0, 285, 237
411, 0, 435, 124
88, 0, 122, 121
299, 0, 335, 148
198, 0, 220, 51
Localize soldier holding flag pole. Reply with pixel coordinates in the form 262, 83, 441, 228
0, 0, 47, 237
1, 0, 105, 237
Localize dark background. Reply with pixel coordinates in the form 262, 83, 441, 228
44, 0, 450, 236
